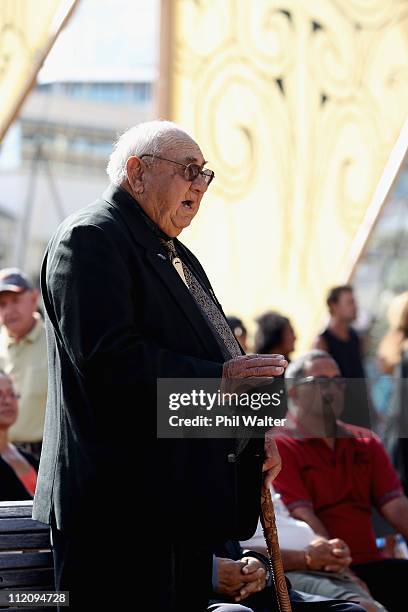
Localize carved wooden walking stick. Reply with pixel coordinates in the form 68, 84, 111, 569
260, 483, 292, 612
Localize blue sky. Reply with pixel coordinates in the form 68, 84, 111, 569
39, 0, 159, 83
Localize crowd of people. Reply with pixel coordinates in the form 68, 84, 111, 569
0, 121, 407, 611
0, 268, 46, 500
2, 273, 408, 611
227, 285, 408, 611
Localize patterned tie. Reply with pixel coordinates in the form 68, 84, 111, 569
162, 240, 242, 360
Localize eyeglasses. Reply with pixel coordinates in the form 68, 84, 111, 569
294, 376, 346, 391
0, 391, 20, 402
140, 154, 215, 186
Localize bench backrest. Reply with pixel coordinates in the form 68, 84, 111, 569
0, 501, 54, 591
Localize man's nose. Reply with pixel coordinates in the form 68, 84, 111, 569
321, 392, 336, 405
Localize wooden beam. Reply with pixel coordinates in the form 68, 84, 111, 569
345, 119, 408, 282
155, 0, 174, 119
0, 0, 81, 143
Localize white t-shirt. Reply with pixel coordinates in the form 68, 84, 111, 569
240, 487, 316, 552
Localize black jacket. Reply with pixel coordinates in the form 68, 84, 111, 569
33, 185, 263, 541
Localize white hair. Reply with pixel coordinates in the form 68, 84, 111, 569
106, 120, 194, 186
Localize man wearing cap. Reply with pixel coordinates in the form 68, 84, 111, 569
0, 268, 47, 460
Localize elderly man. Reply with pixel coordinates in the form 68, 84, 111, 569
33, 121, 288, 611
0, 268, 47, 459
273, 350, 408, 612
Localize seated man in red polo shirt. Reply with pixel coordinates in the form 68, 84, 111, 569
273, 349, 408, 612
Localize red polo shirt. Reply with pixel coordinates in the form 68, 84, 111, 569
274, 422, 403, 564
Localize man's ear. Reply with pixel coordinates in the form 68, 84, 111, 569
31, 289, 40, 304
29, 289, 40, 312
126, 156, 144, 194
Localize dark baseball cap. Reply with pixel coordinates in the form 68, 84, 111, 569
0, 268, 34, 294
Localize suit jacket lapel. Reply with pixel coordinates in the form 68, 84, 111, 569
102, 185, 225, 361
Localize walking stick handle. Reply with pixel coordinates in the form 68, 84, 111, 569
260, 483, 292, 612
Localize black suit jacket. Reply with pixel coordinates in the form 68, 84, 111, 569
33, 185, 263, 541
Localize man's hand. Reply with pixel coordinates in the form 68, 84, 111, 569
305, 537, 352, 572
221, 354, 287, 485
325, 539, 352, 572
235, 557, 267, 601
215, 558, 246, 598
216, 557, 267, 601
263, 435, 282, 486
221, 354, 287, 395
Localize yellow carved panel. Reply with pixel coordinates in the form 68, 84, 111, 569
0, 0, 73, 140
169, 0, 408, 351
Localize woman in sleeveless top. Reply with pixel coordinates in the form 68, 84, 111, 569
0, 370, 38, 500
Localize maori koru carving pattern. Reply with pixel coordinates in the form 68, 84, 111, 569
0, 0, 61, 138
260, 484, 292, 611
171, 0, 408, 350
0, 1, 28, 87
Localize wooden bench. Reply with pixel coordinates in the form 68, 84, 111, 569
0, 501, 54, 610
